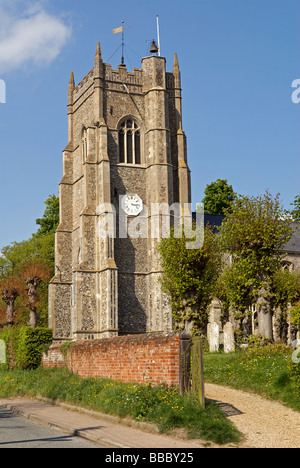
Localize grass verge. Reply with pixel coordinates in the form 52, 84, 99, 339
0, 366, 241, 445
204, 344, 300, 412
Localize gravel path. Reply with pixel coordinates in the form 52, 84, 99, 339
205, 383, 300, 448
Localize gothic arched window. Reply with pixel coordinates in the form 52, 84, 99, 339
118, 119, 141, 165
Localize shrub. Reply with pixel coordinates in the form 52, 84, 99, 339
0, 327, 52, 369
289, 355, 300, 396
291, 300, 300, 329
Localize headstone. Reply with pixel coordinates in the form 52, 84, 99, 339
292, 339, 300, 349
207, 322, 219, 352
0, 340, 6, 364
224, 322, 235, 353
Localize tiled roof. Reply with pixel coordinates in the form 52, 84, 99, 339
283, 222, 300, 253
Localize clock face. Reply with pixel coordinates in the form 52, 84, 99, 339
121, 194, 143, 216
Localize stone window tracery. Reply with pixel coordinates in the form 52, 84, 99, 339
118, 119, 141, 165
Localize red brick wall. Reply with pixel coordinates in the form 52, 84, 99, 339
43, 332, 180, 387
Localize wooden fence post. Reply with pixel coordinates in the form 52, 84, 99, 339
179, 332, 192, 395
191, 336, 205, 408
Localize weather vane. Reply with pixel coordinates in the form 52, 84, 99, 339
112, 20, 132, 66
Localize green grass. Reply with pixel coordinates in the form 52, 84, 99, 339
0, 366, 241, 446
204, 344, 300, 412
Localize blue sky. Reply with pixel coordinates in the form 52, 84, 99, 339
0, 0, 299, 250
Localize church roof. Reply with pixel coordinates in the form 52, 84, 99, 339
283, 222, 300, 253
192, 213, 224, 233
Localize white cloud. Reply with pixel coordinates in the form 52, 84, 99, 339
0, 1, 72, 74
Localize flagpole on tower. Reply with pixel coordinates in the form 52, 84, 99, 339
156, 15, 161, 56
121, 20, 125, 65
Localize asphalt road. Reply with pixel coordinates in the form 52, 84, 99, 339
0, 406, 101, 448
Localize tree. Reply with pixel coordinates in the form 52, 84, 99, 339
20, 261, 52, 328
219, 191, 294, 339
157, 225, 223, 335
273, 269, 300, 313
0, 195, 58, 328
216, 262, 253, 332
0, 194, 59, 278
0, 276, 21, 325
290, 195, 300, 222
201, 179, 236, 215
273, 269, 300, 340
36, 194, 59, 236
0, 234, 55, 278
291, 300, 300, 330
2, 288, 19, 324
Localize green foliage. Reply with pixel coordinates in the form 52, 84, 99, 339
0, 194, 58, 326
290, 195, 300, 222
218, 191, 294, 337
217, 263, 253, 315
0, 367, 241, 445
60, 340, 75, 359
0, 327, 52, 369
290, 300, 300, 329
0, 236, 52, 277
36, 194, 59, 236
220, 191, 293, 276
16, 327, 53, 369
246, 334, 274, 347
157, 225, 223, 334
201, 179, 236, 215
34, 281, 50, 327
273, 269, 300, 312
0, 194, 58, 277
204, 345, 300, 411
289, 360, 300, 396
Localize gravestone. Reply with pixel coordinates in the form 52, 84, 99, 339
207, 322, 219, 352
292, 338, 300, 349
224, 322, 235, 353
0, 340, 6, 364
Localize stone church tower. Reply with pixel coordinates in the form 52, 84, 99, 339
49, 41, 191, 340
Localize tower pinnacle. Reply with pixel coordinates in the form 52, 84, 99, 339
69, 71, 75, 88
173, 52, 179, 72
95, 41, 102, 60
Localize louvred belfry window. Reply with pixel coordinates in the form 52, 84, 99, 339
118, 119, 141, 165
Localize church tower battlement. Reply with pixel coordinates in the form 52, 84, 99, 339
49, 41, 191, 340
